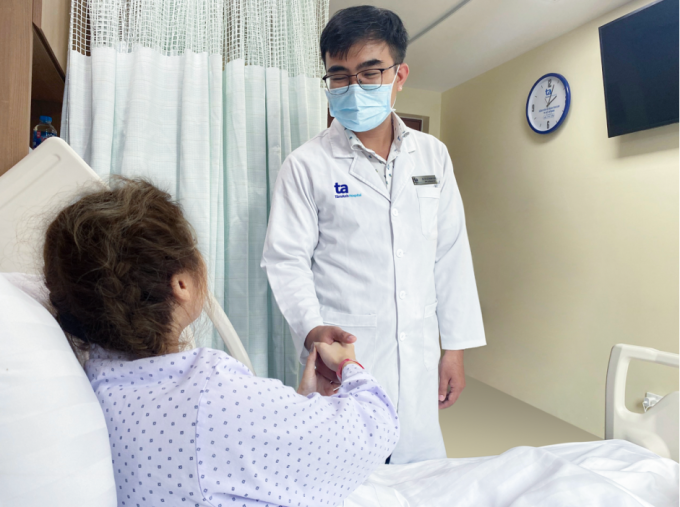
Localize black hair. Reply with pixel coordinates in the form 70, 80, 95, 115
320, 6, 408, 66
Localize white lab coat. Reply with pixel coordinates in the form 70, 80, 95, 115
261, 117, 486, 464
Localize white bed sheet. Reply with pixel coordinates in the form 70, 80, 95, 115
344, 440, 678, 507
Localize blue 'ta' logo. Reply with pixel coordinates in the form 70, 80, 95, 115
334, 183, 348, 194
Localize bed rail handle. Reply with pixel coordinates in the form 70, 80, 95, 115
605, 343, 680, 439
205, 292, 256, 375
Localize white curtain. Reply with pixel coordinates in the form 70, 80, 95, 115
62, 0, 329, 385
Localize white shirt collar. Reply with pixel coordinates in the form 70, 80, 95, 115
343, 113, 410, 160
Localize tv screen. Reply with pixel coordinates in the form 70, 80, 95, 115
599, 0, 679, 138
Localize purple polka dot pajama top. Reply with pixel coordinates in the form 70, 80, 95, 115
86, 347, 399, 507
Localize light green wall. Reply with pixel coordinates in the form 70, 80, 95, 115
396, 87, 442, 139
440, 0, 678, 438
42, 0, 70, 70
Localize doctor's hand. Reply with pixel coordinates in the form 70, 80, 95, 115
305, 325, 357, 382
438, 350, 466, 409
297, 345, 337, 397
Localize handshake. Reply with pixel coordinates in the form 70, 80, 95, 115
297, 325, 359, 397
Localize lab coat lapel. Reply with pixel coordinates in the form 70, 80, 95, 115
328, 119, 354, 159
349, 157, 390, 201
390, 133, 417, 203
328, 119, 390, 202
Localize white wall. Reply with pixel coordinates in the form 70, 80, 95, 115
440, 0, 678, 438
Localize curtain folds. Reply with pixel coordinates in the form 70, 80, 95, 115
63, 0, 329, 385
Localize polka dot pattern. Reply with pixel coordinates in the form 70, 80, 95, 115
87, 346, 399, 507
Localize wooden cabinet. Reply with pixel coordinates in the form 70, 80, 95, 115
0, 0, 66, 176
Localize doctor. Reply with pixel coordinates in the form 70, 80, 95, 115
261, 6, 485, 464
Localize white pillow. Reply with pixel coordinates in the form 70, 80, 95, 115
0, 273, 117, 507
2, 272, 51, 310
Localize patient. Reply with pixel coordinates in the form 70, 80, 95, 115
43, 178, 398, 507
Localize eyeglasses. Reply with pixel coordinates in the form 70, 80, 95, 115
322, 64, 399, 95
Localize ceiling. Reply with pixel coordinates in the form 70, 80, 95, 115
329, 0, 634, 92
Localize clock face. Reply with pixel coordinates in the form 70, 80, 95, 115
526, 73, 570, 134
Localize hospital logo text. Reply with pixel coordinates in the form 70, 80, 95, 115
334, 182, 361, 199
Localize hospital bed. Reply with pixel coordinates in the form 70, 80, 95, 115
0, 139, 678, 507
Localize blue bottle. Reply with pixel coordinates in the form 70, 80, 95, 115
32, 116, 57, 149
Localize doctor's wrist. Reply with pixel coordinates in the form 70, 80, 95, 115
304, 326, 321, 350
442, 349, 464, 358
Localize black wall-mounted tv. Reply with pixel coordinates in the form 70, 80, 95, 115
599, 0, 679, 138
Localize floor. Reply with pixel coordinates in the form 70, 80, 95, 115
440, 376, 600, 458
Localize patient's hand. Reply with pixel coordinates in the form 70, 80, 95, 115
297, 345, 336, 396
314, 341, 355, 372
305, 325, 356, 382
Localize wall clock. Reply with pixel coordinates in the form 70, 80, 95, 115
526, 73, 571, 134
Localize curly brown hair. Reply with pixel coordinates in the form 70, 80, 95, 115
43, 178, 205, 358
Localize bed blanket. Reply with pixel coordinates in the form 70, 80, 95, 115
344, 439, 678, 507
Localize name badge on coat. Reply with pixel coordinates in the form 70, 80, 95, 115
412, 175, 439, 185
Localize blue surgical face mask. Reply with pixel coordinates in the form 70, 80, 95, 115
326, 66, 400, 132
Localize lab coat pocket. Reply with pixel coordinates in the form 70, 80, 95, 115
416, 186, 441, 240
423, 301, 441, 370
320, 307, 378, 368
